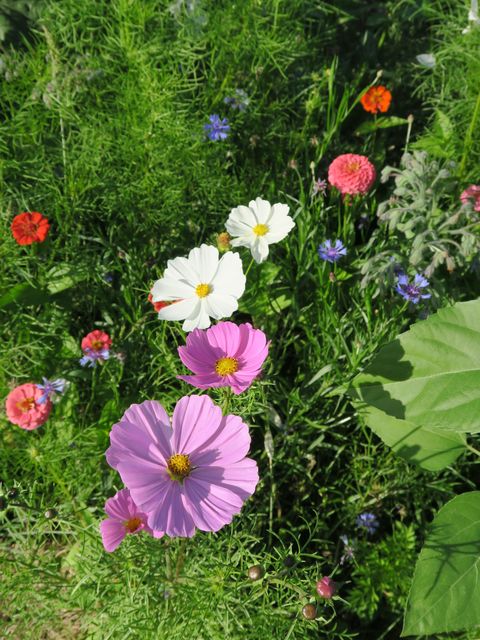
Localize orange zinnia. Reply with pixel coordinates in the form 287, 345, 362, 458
11, 211, 50, 245
360, 85, 392, 114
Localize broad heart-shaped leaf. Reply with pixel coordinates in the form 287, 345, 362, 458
352, 299, 480, 433
359, 404, 465, 471
402, 492, 480, 636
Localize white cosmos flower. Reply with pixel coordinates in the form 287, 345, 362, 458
225, 197, 295, 264
151, 244, 246, 332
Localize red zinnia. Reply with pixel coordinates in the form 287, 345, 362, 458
81, 330, 112, 353
360, 85, 392, 114
5, 383, 52, 430
11, 212, 50, 246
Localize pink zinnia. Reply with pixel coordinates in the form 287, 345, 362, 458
460, 185, 480, 212
328, 153, 376, 196
106, 395, 259, 537
177, 321, 269, 395
81, 329, 112, 353
100, 488, 163, 552
5, 382, 52, 430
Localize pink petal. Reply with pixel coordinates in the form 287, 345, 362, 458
183, 478, 237, 532
119, 401, 171, 439
171, 395, 223, 455
146, 482, 196, 537
190, 414, 251, 466
191, 458, 259, 498
104, 488, 137, 520
177, 373, 224, 390
106, 421, 172, 471
206, 321, 241, 354
117, 459, 171, 514
100, 518, 126, 552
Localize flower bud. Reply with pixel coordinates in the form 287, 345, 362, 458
316, 576, 337, 599
216, 232, 231, 253
44, 508, 58, 520
302, 603, 317, 620
7, 488, 18, 500
247, 565, 264, 581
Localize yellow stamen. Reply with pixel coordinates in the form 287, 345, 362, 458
253, 223, 269, 236
16, 397, 35, 413
215, 357, 239, 376
167, 453, 192, 481
195, 283, 211, 298
91, 340, 103, 350
124, 517, 142, 533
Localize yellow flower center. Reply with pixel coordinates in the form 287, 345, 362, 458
167, 453, 192, 481
195, 283, 211, 298
16, 397, 35, 413
253, 223, 269, 236
124, 517, 143, 533
215, 357, 239, 376
91, 339, 103, 351
346, 161, 360, 173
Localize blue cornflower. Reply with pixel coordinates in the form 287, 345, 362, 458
35, 377, 66, 404
396, 273, 431, 304
318, 239, 347, 263
339, 534, 355, 564
224, 89, 249, 112
204, 114, 230, 141
356, 512, 379, 535
312, 177, 327, 197
79, 348, 110, 368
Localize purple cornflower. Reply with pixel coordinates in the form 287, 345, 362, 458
224, 89, 249, 112
318, 239, 347, 263
312, 177, 327, 197
35, 378, 66, 404
79, 348, 110, 368
356, 512, 379, 535
396, 273, 431, 304
204, 114, 230, 141
339, 535, 355, 564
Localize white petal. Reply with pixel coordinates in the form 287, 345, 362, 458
151, 277, 195, 300
229, 234, 256, 250
250, 197, 272, 224
164, 256, 200, 287
265, 215, 295, 243
211, 251, 246, 298
158, 297, 198, 321
227, 205, 256, 229
251, 237, 269, 263
205, 293, 238, 319
182, 300, 211, 331
187, 244, 219, 282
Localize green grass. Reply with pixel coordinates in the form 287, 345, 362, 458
1, 1, 480, 638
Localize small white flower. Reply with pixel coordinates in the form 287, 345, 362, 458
151, 244, 245, 332
415, 53, 436, 68
225, 197, 295, 264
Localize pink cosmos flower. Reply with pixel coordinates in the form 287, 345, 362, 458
460, 185, 480, 212
100, 488, 163, 552
5, 383, 52, 430
177, 321, 269, 395
328, 153, 376, 196
106, 395, 259, 538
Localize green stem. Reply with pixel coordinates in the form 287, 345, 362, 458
459, 91, 480, 179
244, 257, 255, 277
221, 387, 232, 415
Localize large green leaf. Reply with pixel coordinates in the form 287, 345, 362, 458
361, 405, 465, 471
352, 299, 480, 433
402, 492, 480, 636
0, 282, 49, 309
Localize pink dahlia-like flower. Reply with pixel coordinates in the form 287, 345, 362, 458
177, 321, 269, 395
81, 330, 112, 353
106, 395, 259, 537
100, 488, 163, 552
5, 382, 52, 430
460, 185, 480, 212
328, 153, 376, 196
